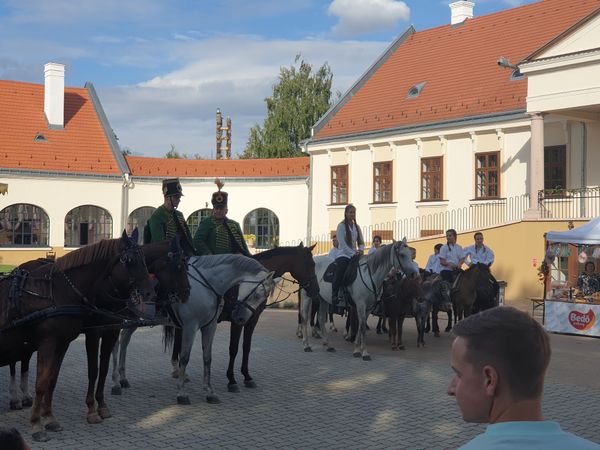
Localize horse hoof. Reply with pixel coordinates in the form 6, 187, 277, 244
244, 380, 257, 389
326, 347, 336, 352
445, 326, 452, 332
98, 407, 111, 419
9, 400, 22, 410
87, 413, 103, 424
111, 386, 122, 396
228, 384, 240, 393
296, 330, 303, 339
206, 395, 221, 404
22, 396, 33, 408
120, 379, 131, 389
353, 352, 361, 358
45, 421, 63, 432
304, 347, 313, 352
171, 369, 179, 378
32, 431, 50, 442
434, 332, 440, 338
362, 355, 372, 361
177, 396, 191, 405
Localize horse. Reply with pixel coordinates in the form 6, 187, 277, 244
381, 274, 420, 350
451, 263, 496, 324
85, 237, 190, 424
0, 230, 154, 442
414, 275, 452, 347
299, 239, 418, 359
164, 254, 276, 405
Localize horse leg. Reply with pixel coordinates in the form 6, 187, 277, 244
296, 292, 303, 338
329, 311, 337, 332
116, 327, 136, 390
376, 317, 383, 334
241, 314, 260, 388
96, 330, 120, 420
227, 323, 243, 392
389, 317, 397, 350
397, 316, 406, 350
318, 298, 335, 352
9, 361, 22, 410
171, 327, 182, 378
200, 321, 220, 404
20, 352, 33, 407
432, 307, 441, 338
445, 309, 453, 332
356, 304, 371, 360
382, 317, 388, 334
176, 325, 196, 405
300, 291, 312, 352
85, 331, 103, 424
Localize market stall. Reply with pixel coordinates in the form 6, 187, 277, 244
544, 217, 600, 337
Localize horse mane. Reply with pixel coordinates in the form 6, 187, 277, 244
365, 242, 393, 273
54, 239, 122, 272
254, 246, 302, 260
194, 254, 266, 274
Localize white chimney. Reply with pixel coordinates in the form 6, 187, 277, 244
44, 62, 65, 129
450, 1, 474, 25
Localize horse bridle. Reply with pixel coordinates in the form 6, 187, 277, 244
234, 276, 271, 317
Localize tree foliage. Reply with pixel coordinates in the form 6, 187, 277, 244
164, 144, 204, 159
243, 55, 335, 159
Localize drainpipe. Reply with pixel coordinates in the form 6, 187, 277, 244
302, 138, 313, 245
581, 121, 587, 217
121, 172, 134, 234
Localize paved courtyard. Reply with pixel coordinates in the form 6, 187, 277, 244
1, 306, 600, 449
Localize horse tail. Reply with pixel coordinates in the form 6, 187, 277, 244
163, 325, 175, 352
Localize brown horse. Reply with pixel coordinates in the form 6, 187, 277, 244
84, 237, 190, 424
0, 230, 154, 442
452, 263, 496, 324
382, 274, 421, 350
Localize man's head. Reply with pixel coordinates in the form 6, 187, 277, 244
447, 306, 551, 423
474, 231, 484, 246
162, 178, 183, 210
585, 261, 596, 274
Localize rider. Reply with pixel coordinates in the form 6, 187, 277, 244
439, 229, 464, 286
463, 231, 499, 299
425, 243, 443, 276
146, 178, 196, 256
332, 204, 364, 313
193, 179, 250, 322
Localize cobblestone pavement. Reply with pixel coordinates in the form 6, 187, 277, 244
2, 308, 599, 449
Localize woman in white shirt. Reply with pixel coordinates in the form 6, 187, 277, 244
332, 204, 364, 307
368, 235, 382, 255
425, 243, 443, 275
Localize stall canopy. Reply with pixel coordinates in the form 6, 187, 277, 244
546, 216, 600, 244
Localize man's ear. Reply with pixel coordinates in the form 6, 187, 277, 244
482, 365, 499, 396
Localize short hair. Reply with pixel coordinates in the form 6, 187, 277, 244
446, 229, 457, 238
0, 427, 27, 450
434, 243, 443, 251
585, 261, 595, 271
452, 307, 551, 400
372, 235, 382, 243
474, 231, 483, 239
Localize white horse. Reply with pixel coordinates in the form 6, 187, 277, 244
299, 239, 418, 359
160, 254, 275, 405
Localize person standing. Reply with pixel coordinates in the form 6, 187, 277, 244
448, 306, 600, 449
146, 178, 196, 256
439, 229, 464, 284
332, 204, 364, 310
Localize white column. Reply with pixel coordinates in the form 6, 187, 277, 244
524, 112, 545, 219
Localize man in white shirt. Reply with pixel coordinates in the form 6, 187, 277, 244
439, 229, 464, 284
463, 232, 494, 267
425, 243, 443, 275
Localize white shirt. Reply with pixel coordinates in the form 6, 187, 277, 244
328, 246, 343, 260
425, 254, 441, 273
463, 244, 495, 267
368, 245, 380, 255
439, 243, 464, 269
336, 222, 364, 259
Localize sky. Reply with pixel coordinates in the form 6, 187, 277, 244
0, 0, 538, 159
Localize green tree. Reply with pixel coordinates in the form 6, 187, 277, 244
243, 55, 335, 159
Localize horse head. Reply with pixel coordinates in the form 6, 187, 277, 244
392, 238, 418, 279
230, 270, 276, 326
147, 236, 191, 307
434, 278, 453, 312
296, 244, 319, 298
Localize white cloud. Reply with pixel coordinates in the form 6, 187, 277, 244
99, 36, 388, 158
328, 0, 410, 38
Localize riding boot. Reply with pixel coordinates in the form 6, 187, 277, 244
331, 289, 346, 315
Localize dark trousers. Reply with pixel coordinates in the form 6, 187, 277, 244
440, 269, 458, 284
332, 257, 350, 300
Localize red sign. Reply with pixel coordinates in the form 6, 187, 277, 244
568, 309, 596, 331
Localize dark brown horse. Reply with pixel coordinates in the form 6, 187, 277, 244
381, 274, 421, 350
452, 263, 496, 324
0, 231, 153, 442
84, 237, 190, 424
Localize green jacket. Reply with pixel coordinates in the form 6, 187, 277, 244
147, 205, 196, 256
193, 215, 250, 256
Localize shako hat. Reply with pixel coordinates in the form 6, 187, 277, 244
162, 178, 183, 197
211, 178, 228, 208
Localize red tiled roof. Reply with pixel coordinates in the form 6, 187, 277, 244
0, 80, 121, 175
314, 0, 600, 141
126, 156, 310, 178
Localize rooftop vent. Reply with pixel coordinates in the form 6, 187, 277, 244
407, 82, 426, 99
34, 132, 48, 142
450, 1, 474, 25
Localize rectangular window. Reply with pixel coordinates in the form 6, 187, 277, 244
331, 165, 348, 205
475, 151, 500, 198
421, 157, 443, 201
373, 161, 393, 203
372, 230, 393, 241
544, 145, 566, 190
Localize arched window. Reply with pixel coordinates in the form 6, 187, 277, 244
127, 206, 156, 244
243, 208, 279, 249
0, 203, 49, 247
65, 205, 112, 247
187, 208, 212, 237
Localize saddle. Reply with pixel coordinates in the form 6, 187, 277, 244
323, 254, 360, 287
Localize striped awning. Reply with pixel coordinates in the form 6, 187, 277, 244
0, 183, 7, 195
